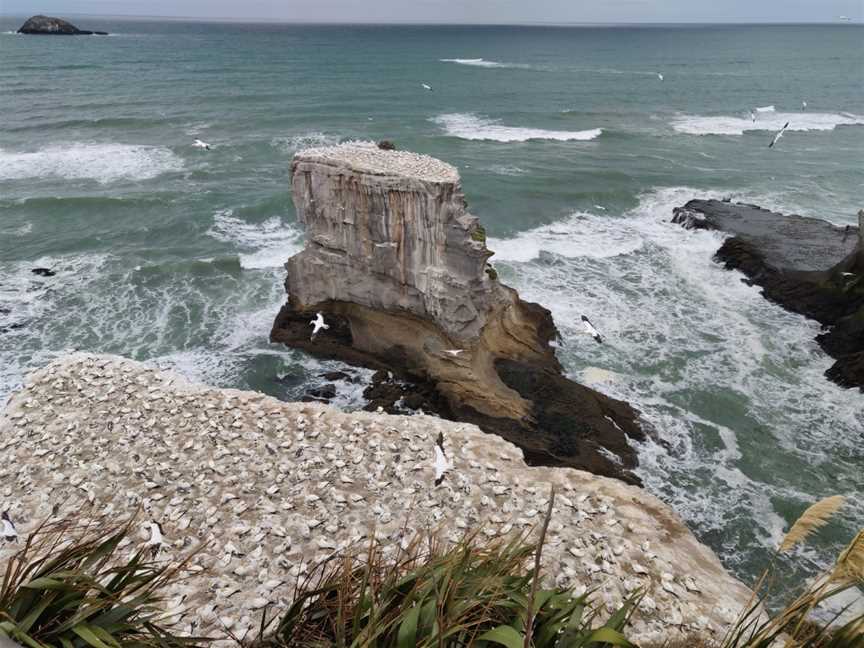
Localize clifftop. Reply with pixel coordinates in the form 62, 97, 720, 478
272, 143, 647, 483
0, 354, 751, 643
297, 141, 459, 183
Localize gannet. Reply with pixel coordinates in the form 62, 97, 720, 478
421, 83, 433, 91
750, 110, 757, 122
444, 349, 464, 356
801, 100, 807, 111
581, 315, 603, 344
310, 312, 330, 340
193, 139, 211, 150
146, 521, 165, 556
433, 432, 452, 486
1, 511, 17, 542
768, 122, 790, 149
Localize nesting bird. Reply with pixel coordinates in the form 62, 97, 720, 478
1, 511, 17, 542
146, 521, 166, 556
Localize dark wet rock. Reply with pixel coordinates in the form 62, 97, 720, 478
376, 140, 397, 151
18, 15, 108, 35
674, 199, 864, 391
31, 268, 56, 277
302, 384, 337, 402
320, 370, 356, 382
271, 143, 647, 484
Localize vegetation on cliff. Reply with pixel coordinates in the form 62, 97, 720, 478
1, 495, 861, 648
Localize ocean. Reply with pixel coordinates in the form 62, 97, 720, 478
1, 18, 862, 598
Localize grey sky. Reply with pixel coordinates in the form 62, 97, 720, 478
1, 0, 861, 23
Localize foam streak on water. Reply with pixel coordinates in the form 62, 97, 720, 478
672, 111, 864, 136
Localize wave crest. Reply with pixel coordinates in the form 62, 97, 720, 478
440, 58, 532, 69
433, 113, 602, 142
672, 110, 864, 136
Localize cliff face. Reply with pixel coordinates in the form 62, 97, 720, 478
0, 355, 752, 643
288, 144, 501, 340
673, 199, 864, 391
273, 143, 646, 484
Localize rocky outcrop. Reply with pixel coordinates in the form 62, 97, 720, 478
673, 199, 864, 390
17, 15, 108, 35
272, 143, 646, 484
0, 354, 752, 643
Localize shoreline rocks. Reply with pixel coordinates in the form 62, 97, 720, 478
17, 15, 108, 36
0, 354, 752, 643
271, 142, 646, 484
673, 199, 864, 391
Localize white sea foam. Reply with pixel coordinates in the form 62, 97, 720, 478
207, 209, 304, 269
0, 143, 184, 183
440, 58, 532, 69
434, 113, 602, 142
672, 110, 864, 136
755, 105, 776, 113
488, 212, 643, 262
489, 186, 864, 572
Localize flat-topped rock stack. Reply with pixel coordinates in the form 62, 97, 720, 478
673, 199, 864, 391
0, 355, 751, 644
17, 15, 108, 35
272, 142, 647, 484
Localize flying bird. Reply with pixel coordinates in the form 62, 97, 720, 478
433, 432, 453, 486
768, 122, 790, 149
581, 315, 603, 344
801, 100, 807, 111
443, 349, 464, 357
421, 83, 433, 91
656, 73, 664, 81
192, 139, 211, 150
750, 110, 757, 123
1, 511, 17, 542
310, 312, 330, 340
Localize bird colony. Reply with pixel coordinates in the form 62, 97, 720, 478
0, 354, 751, 644
298, 140, 459, 184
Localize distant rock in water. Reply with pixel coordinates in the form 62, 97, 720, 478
271, 142, 647, 484
17, 15, 108, 35
377, 140, 397, 151
673, 199, 864, 391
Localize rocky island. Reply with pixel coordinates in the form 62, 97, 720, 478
673, 200, 864, 391
271, 143, 647, 484
17, 15, 108, 35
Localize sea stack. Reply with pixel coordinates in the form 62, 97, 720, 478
271, 142, 646, 484
17, 15, 108, 35
673, 199, 864, 391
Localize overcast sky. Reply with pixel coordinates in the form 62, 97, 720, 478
1, 0, 861, 23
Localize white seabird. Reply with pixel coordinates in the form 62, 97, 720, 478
433, 432, 452, 486
146, 521, 165, 556
443, 349, 464, 357
1, 511, 18, 542
750, 110, 757, 122
310, 312, 330, 340
581, 315, 603, 344
657, 73, 664, 81
768, 121, 790, 149
801, 100, 808, 111
193, 139, 211, 150
421, 83, 433, 91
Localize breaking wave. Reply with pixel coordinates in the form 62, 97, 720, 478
672, 110, 864, 136
207, 209, 304, 270
440, 58, 532, 69
433, 113, 602, 142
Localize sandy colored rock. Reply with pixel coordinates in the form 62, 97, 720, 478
0, 354, 751, 644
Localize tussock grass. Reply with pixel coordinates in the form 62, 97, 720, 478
0, 517, 204, 648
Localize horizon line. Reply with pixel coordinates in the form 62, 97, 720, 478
1, 13, 860, 26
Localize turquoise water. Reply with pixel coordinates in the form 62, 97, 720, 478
1, 19, 862, 596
